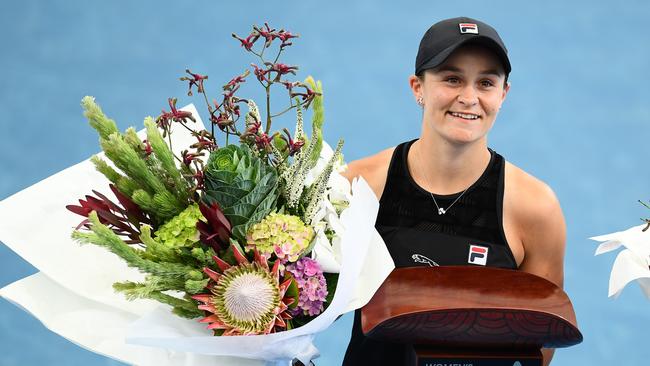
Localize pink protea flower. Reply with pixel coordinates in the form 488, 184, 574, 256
192, 245, 295, 335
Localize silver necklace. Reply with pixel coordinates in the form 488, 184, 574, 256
416, 143, 470, 215
429, 190, 468, 215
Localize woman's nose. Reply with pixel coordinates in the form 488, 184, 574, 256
457, 85, 478, 106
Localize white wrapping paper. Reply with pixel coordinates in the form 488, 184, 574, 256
591, 224, 650, 298
0, 103, 395, 365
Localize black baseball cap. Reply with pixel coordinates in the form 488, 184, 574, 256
415, 17, 511, 76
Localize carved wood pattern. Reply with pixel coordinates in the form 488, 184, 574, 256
362, 266, 583, 349
366, 309, 582, 348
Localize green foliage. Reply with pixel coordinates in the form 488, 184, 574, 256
71, 211, 210, 319
284, 275, 300, 310
202, 144, 279, 241
303, 76, 324, 167
90, 156, 121, 185
72, 212, 198, 278
144, 118, 190, 202
81, 97, 192, 225
323, 272, 338, 306
113, 281, 203, 318
139, 224, 176, 262
82, 96, 119, 141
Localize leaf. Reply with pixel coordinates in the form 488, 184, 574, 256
109, 184, 150, 224
203, 189, 241, 209
323, 272, 338, 305
283, 274, 300, 310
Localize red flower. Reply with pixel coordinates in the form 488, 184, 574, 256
280, 128, 304, 156
189, 132, 217, 153
277, 30, 298, 48
232, 33, 259, 51
277, 30, 298, 42
255, 23, 276, 47
180, 69, 208, 96
247, 121, 261, 135
181, 150, 203, 166
142, 139, 153, 157
268, 63, 298, 76
290, 84, 320, 109
157, 98, 196, 128
192, 169, 205, 191
254, 133, 273, 153
210, 110, 232, 131
251, 64, 269, 83
279, 80, 299, 92
225, 71, 249, 89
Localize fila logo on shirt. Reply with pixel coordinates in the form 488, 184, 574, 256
459, 23, 479, 34
468, 244, 488, 266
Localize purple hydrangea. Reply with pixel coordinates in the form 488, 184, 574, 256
285, 257, 328, 317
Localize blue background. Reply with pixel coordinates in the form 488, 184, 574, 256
1, 1, 650, 365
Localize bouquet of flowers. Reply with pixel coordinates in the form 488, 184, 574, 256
0, 23, 394, 365
591, 201, 650, 299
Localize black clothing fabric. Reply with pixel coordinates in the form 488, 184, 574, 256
342, 139, 518, 365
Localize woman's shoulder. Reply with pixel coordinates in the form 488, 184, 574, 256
503, 160, 560, 215
341, 146, 397, 199
503, 160, 566, 288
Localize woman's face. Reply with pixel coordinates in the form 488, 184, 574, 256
411, 44, 510, 146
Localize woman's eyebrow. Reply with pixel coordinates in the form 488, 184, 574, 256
433, 66, 504, 76
434, 65, 463, 73
479, 69, 503, 77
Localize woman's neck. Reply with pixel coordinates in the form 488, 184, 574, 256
408, 135, 491, 195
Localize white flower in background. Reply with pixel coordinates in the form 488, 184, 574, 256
310, 198, 345, 273
304, 141, 351, 273
304, 142, 346, 189
591, 224, 650, 298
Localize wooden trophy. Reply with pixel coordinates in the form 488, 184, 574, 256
361, 266, 582, 366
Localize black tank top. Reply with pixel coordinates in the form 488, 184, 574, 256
342, 139, 518, 365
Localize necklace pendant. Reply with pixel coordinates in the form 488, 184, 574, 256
438, 208, 446, 215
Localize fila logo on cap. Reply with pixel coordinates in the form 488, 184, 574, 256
459, 23, 479, 34
468, 244, 488, 265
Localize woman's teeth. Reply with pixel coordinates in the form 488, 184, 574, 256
449, 112, 479, 120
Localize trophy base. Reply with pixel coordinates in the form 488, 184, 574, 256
409, 345, 542, 366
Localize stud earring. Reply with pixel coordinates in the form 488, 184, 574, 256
417, 97, 424, 106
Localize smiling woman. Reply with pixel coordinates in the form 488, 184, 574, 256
411, 44, 510, 145
341, 17, 567, 366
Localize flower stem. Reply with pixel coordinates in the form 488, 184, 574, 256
265, 85, 272, 134
271, 103, 297, 118
199, 90, 216, 143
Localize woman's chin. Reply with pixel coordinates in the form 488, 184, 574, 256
441, 128, 483, 145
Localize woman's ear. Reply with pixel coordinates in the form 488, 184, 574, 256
501, 81, 511, 103
409, 74, 423, 101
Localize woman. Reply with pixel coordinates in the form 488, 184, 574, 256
342, 17, 565, 366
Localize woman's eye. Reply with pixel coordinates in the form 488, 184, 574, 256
480, 80, 495, 87
445, 77, 460, 84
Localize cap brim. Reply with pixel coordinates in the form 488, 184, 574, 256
417, 36, 511, 76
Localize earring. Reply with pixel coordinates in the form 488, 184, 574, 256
417, 97, 424, 106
